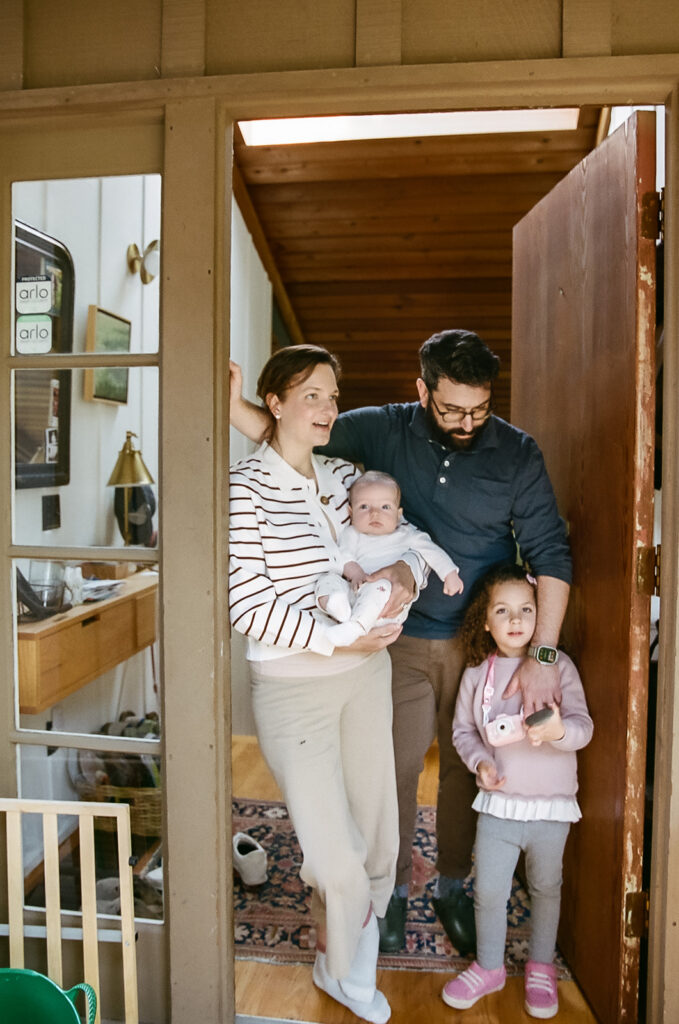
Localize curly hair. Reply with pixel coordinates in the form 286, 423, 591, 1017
458, 562, 537, 666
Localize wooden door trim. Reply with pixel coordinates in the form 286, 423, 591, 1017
647, 89, 679, 1024
1, 54, 679, 122
160, 98, 233, 1022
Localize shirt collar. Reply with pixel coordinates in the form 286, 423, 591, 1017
408, 402, 500, 452
257, 442, 340, 493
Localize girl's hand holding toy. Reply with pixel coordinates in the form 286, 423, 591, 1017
525, 703, 565, 746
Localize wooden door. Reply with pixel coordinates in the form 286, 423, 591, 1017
512, 110, 657, 1023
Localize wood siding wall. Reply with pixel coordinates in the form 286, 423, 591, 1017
2, 0, 679, 91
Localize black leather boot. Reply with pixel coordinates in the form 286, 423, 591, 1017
377, 892, 407, 952
432, 890, 476, 956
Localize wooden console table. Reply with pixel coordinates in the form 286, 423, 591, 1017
18, 573, 158, 714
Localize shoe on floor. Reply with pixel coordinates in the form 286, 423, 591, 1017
432, 889, 476, 955
232, 831, 267, 885
377, 892, 407, 952
524, 960, 559, 1018
441, 961, 506, 1009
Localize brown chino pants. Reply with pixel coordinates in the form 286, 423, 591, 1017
388, 633, 479, 887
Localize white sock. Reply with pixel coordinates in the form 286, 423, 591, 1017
325, 621, 364, 647
352, 580, 392, 631
313, 950, 391, 1024
324, 591, 353, 622
340, 911, 379, 1001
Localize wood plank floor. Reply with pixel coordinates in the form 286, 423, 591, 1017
232, 735, 598, 1024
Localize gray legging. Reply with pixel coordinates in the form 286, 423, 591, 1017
473, 813, 571, 968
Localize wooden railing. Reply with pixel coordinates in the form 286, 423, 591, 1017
0, 797, 139, 1024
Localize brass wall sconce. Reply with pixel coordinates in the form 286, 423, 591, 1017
107, 431, 155, 545
126, 239, 160, 284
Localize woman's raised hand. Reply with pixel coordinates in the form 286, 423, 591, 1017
230, 360, 244, 404
229, 361, 270, 440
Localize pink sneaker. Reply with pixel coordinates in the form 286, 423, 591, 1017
441, 961, 506, 1009
524, 960, 559, 1018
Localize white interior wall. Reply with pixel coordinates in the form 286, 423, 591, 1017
229, 199, 273, 735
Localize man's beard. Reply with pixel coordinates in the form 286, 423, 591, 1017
424, 400, 488, 450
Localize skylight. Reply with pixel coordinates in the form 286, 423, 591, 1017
238, 109, 580, 146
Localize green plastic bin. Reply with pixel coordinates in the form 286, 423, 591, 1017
0, 967, 97, 1023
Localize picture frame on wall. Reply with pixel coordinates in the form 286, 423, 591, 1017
83, 305, 131, 404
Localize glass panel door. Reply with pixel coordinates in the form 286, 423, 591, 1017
4, 154, 165, 1022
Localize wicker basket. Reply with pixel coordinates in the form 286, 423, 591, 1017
81, 783, 162, 837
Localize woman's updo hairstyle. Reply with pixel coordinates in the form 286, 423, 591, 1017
256, 344, 341, 439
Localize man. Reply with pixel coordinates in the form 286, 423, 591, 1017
230, 329, 571, 955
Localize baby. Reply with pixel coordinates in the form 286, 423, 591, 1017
318, 470, 463, 646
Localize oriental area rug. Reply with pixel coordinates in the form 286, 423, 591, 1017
232, 798, 571, 978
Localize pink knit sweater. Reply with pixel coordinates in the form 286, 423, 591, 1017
453, 652, 593, 807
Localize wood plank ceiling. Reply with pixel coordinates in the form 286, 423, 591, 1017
234, 108, 604, 420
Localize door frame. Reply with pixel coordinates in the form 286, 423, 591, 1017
0, 116, 169, 1022
1, 57, 678, 1023
647, 88, 679, 1024
511, 109, 657, 1022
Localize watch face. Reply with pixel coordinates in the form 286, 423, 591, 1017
536, 646, 558, 664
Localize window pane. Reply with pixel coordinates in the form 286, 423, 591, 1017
12, 175, 161, 357
18, 743, 163, 922
13, 366, 158, 544
15, 559, 159, 738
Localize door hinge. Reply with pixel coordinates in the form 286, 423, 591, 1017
641, 189, 663, 242
636, 545, 661, 597
625, 890, 650, 939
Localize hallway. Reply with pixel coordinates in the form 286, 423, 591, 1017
232, 736, 598, 1023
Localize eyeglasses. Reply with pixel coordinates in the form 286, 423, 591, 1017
427, 390, 492, 424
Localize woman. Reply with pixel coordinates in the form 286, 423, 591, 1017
229, 345, 416, 1024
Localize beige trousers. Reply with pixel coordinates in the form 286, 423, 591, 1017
250, 649, 398, 979
388, 633, 478, 885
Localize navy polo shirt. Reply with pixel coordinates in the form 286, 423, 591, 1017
320, 402, 572, 640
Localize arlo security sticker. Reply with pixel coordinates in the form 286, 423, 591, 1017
16, 313, 53, 354
16, 275, 52, 314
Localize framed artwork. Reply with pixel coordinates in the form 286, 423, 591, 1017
83, 305, 131, 404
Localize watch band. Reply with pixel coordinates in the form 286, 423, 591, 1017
527, 644, 559, 665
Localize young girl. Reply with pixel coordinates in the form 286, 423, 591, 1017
442, 563, 592, 1019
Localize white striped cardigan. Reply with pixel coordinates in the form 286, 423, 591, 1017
229, 443, 362, 660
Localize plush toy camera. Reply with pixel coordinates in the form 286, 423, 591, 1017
485, 713, 526, 747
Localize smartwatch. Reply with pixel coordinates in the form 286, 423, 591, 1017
527, 644, 559, 665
